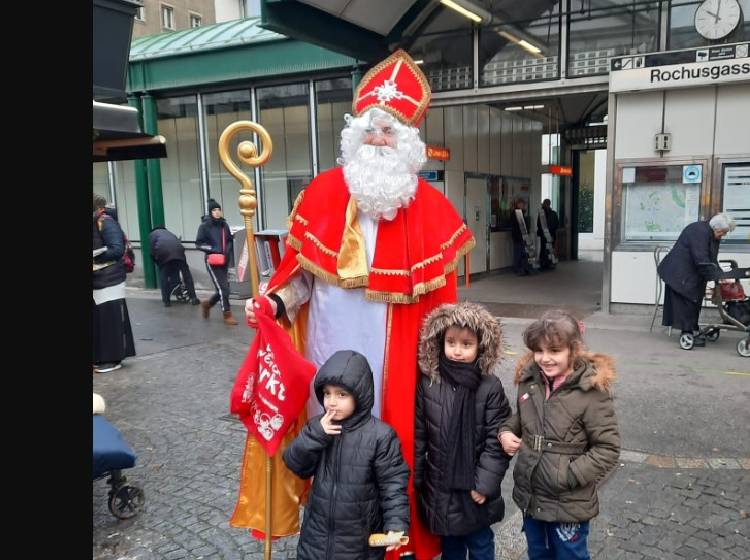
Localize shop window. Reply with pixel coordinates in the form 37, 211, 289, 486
490, 175, 532, 231
621, 164, 701, 241
202, 90, 254, 232
157, 96, 203, 241
257, 83, 313, 230
721, 162, 750, 244
567, 0, 660, 77
315, 77, 352, 172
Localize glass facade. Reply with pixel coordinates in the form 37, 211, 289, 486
669, 0, 750, 49
568, 0, 660, 77
93, 162, 111, 204
157, 95, 203, 241
112, 159, 140, 242
410, 8, 474, 92
257, 83, 313, 230
480, 2, 561, 86
316, 77, 353, 172
203, 90, 256, 232
721, 162, 750, 244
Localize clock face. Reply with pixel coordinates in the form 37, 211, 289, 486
694, 0, 743, 40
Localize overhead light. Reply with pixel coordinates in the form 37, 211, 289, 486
440, 0, 484, 24
414, 59, 425, 65
518, 40, 542, 54
505, 106, 523, 111
496, 30, 543, 57
523, 104, 545, 110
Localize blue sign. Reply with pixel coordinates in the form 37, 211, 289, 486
682, 164, 702, 184
418, 170, 439, 182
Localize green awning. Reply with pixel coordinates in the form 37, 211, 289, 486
127, 17, 359, 93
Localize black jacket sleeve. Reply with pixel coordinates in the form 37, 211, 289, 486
373, 427, 411, 534
413, 378, 427, 490
474, 380, 512, 499
95, 216, 125, 262
282, 416, 332, 479
689, 227, 720, 281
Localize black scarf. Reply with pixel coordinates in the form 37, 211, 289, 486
439, 352, 482, 491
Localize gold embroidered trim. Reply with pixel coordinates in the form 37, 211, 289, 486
411, 252, 443, 271
287, 234, 302, 252
441, 223, 468, 250
371, 267, 410, 276
380, 303, 394, 412
287, 190, 306, 229
296, 254, 369, 289
444, 238, 476, 273
303, 231, 338, 258
365, 289, 420, 304
294, 214, 309, 226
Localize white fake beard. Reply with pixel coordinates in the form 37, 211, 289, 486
343, 144, 418, 222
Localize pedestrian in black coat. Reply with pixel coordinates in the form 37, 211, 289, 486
148, 226, 199, 306
414, 302, 512, 560
283, 350, 410, 560
657, 213, 736, 346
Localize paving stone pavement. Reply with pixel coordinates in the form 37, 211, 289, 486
94, 299, 750, 560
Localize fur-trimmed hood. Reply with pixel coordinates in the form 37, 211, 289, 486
418, 302, 503, 383
514, 351, 616, 392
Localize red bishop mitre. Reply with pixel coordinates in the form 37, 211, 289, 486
353, 49, 431, 127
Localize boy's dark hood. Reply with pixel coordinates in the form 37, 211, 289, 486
314, 350, 374, 429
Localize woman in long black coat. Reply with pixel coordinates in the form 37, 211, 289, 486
657, 213, 736, 347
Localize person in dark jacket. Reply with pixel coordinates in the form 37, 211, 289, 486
536, 199, 559, 270
195, 199, 237, 325
283, 350, 410, 560
499, 310, 620, 560
657, 213, 736, 348
414, 302, 511, 560
148, 226, 200, 307
93, 194, 135, 373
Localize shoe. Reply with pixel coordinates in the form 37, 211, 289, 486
201, 300, 211, 319
223, 310, 239, 326
190, 298, 201, 305
163, 301, 171, 307
94, 362, 122, 373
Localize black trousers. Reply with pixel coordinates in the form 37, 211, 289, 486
662, 285, 701, 332
206, 263, 230, 312
159, 260, 197, 303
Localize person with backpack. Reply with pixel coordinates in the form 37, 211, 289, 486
93, 194, 136, 373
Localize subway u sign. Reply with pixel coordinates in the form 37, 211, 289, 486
550, 165, 573, 176
426, 145, 451, 161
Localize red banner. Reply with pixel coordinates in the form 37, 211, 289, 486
230, 298, 316, 457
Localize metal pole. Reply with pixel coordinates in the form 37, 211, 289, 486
218, 120, 274, 559
197, 93, 211, 216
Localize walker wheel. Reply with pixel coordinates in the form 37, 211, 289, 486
705, 329, 720, 342
679, 333, 694, 350
108, 484, 144, 519
738, 338, 750, 358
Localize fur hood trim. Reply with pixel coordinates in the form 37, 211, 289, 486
418, 302, 503, 383
514, 351, 616, 392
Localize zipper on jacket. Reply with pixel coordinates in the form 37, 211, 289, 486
326, 434, 344, 559
524, 386, 548, 512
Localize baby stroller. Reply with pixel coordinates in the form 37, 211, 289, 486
93, 413, 145, 519
681, 260, 750, 357
170, 279, 191, 303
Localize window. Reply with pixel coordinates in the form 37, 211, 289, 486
190, 13, 202, 28
161, 4, 174, 30
256, 84, 313, 229
567, 0, 660, 77
490, 176, 532, 231
480, 2, 561, 86
315, 77, 353, 171
669, 0, 750, 50
135, 6, 145, 21
621, 164, 701, 241
721, 163, 750, 244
